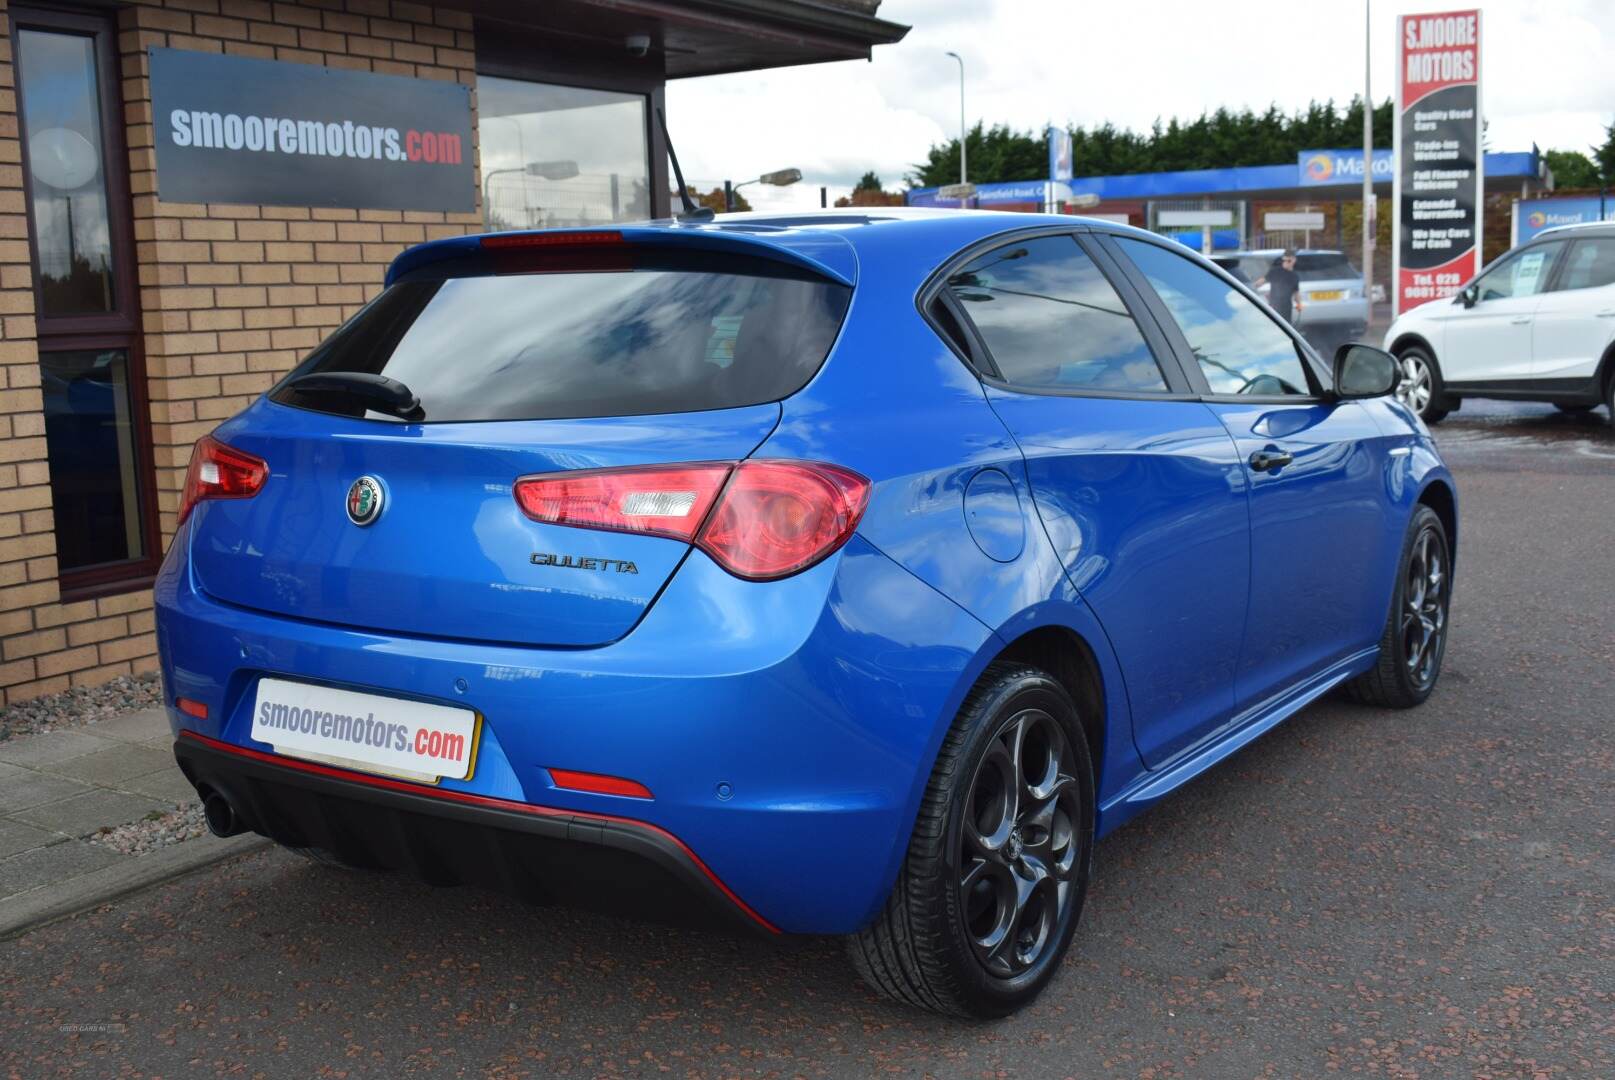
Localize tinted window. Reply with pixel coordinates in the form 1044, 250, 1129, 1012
272, 255, 850, 422
1116, 237, 1312, 396
947, 236, 1167, 392
40, 349, 146, 570
1476, 241, 1563, 301
1554, 237, 1615, 291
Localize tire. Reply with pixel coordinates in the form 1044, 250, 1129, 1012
1394, 346, 1450, 424
1607, 372, 1615, 426
849, 664, 1095, 1018
1347, 505, 1452, 709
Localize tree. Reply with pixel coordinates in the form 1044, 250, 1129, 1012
1594, 120, 1615, 188
1545, 149, 1601, 190
835, 174, 904, 208
685, 185, 749, 213
909, 98, 1397, 188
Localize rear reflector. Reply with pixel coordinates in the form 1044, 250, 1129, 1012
178, 435, 269, 525
549, 768, 653, 799
480, 230, 624, 249
177, 697, 209, 719
513, 459, 870, 581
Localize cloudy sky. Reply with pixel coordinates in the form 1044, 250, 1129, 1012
666, 0, 1614, 210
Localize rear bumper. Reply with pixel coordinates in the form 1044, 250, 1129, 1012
175, 730, 777, 933
155, 529, 994, 935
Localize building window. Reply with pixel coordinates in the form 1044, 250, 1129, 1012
13, 9, 154, 593
477, 76, 650, 230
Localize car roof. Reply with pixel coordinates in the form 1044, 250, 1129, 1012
1216, 249, 1349, 259
388, 208, 1187, 289
1529, 220, 1615, 241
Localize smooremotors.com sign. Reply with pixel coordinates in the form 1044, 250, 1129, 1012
149, 48, 474, 212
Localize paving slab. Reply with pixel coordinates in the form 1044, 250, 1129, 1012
0, 840, 125, 895
10, 789, 168, 838
82, 708, 171, 744
118, 769, 198, 805
0, 819, 60, 859
40, 744, 174, 786
0, 730, 119, 769
0, 771, 96, 815
0, 832, 267, 939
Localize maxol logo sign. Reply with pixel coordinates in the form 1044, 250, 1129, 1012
1298, 149, 1395, 186
1514, 196, 1615, 244
149, 49, 475, 213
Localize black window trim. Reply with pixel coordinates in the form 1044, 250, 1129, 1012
1094, 230, 1335, 405
916, 225, 1198, 402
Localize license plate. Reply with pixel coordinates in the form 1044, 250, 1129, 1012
1309, 290, 1345, 301
251, 677, 478, 783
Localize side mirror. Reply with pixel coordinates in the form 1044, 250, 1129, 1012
1457, 284, 1477, 308
1333, 343, 1399, 400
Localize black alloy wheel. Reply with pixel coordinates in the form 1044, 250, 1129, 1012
1348, 504, 1452, 708
850, 664, 1095, 1018
959, 707, 1083, 979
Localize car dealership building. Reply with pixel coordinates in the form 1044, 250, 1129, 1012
0, 0, 905, 705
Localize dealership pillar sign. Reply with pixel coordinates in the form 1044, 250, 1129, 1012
149, 49, 475, 212
1392, 10, 1482, 316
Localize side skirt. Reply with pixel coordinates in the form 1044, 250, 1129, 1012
1097, 646, 1379, 834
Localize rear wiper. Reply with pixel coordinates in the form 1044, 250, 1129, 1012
286, 372, 424, 421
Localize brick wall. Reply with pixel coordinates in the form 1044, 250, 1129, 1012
0, 0, 484, 705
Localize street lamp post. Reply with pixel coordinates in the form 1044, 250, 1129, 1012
1363, 0, 1375, 313
945, 51, 967, 186
725, 168, 803, 211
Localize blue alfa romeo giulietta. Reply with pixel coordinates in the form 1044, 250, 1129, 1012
157, 209, 1455, 1017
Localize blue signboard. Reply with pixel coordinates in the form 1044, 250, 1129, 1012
1297, 149, 1394, 187
908, 180, 1047, 207
1513, 195, 1614, 245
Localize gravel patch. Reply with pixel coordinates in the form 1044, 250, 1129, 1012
0, 672, 163, 744
85, 801, 206, 857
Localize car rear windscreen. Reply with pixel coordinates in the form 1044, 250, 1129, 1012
270, 251, 851, 423
1293, 253, 1356, 281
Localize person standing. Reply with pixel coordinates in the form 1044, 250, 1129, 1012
1256, 249, 1303, 325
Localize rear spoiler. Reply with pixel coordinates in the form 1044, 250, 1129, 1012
387, 225, 857, 288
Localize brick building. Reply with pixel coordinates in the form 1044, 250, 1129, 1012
0, 0, 905, 704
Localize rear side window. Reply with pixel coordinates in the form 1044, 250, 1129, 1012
271, 252, 850, 422
1554, 237, 1615, 291
946, 235, 1169, 393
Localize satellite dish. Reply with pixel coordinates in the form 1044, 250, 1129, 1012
29, 127, 99, 190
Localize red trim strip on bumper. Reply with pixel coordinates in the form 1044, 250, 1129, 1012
177, 730, 781, 934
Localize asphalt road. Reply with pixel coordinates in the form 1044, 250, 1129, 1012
3, 402, 1611, 1079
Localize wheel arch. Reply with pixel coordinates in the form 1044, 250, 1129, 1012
1416, 477, 1458, 565
991, 624, 1106, 778
1388, 331, 1436, 361
1597, 339, 1615, 401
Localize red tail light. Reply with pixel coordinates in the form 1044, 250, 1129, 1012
479, 230, 624, 249
178, 435, 269, 525
513, 460, 870, 581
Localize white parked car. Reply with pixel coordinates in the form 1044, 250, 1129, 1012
1383, 222, 1615, 424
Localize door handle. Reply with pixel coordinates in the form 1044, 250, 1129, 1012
1249, 448, 1293, 472
1597, 310, 1615, 318
1508, 316, 1532, 324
